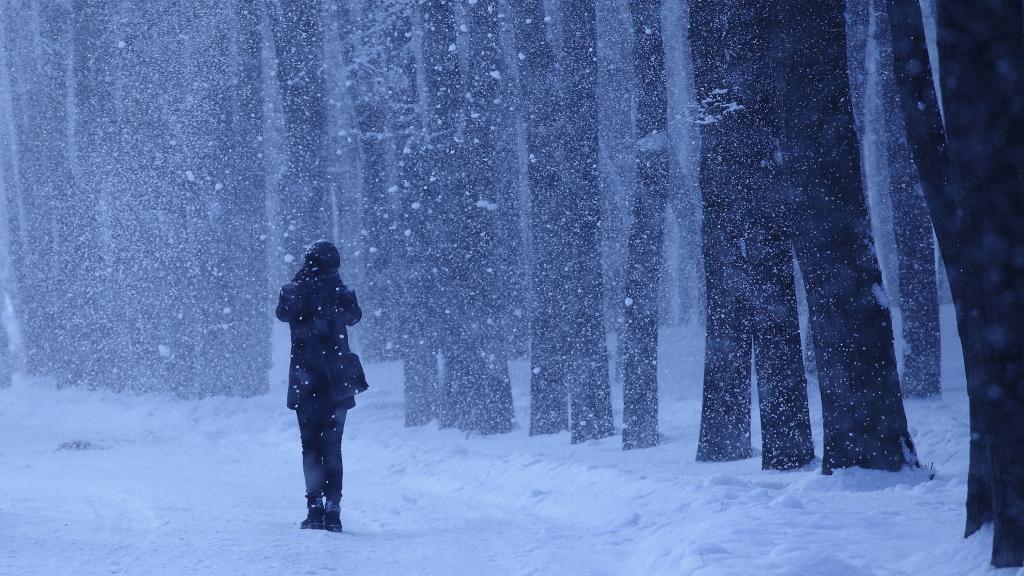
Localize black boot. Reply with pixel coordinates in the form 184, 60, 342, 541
324, 500, 342, 532
300, 497, 325, 530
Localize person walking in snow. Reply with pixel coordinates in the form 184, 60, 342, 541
276, 240, 366, 532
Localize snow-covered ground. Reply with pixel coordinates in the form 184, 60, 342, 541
1, 306, 1018, 576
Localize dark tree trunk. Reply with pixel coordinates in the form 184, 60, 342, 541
690, 0, 814, 469
747, 203, 815, 470
696, 189, 753, 462
621, 0, 669, 451
403, 338, 439, 428
777, 0, 917, 473
890, 0, 1024, 566
559, 0, 615, 444
691, 0, 753, 462
270, 0, 330, 262
872, 0, 941, 399
515, 0, 570, 436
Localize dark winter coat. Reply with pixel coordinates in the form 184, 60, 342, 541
276, 241, 362, 411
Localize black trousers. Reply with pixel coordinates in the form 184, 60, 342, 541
297, 402, 348, 504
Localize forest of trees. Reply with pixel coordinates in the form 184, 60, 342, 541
0, 0, 1019, 567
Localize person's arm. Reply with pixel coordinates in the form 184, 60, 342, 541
275, 282, 302, 323
338, 287, 362, 326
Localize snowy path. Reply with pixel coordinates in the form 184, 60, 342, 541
1, 311, 1016, 575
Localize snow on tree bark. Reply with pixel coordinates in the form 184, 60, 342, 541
849, 0, 941, 399
691, 0, 755, 465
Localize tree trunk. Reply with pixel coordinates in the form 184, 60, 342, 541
872, 0, 940, 398
449, 0, 515, 435
691, 0, 754, 464
222, 0, 271, 396
690, 0, 814, 469
323, 0, 362, 269
349, 0, 402, 363
777, 0, 917, 473
270, 0, 330, 263
596, 0, 638, 347
397, 3, 441, 427
69, 0, 120, 390
492, 0, 530, 363
419, 0, 462, 430
418, 0, 514, 434
621, 0, 669, 450
890, 0, 1024, 565
663, 0, 705, 330
355, 93, 394, 362
559, 0, 615, 444
4, 2, 74, 380
747, 203, 815, 470
0, 16, 12, 389
696, 189, 753, 462
515, 0, 570, 435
